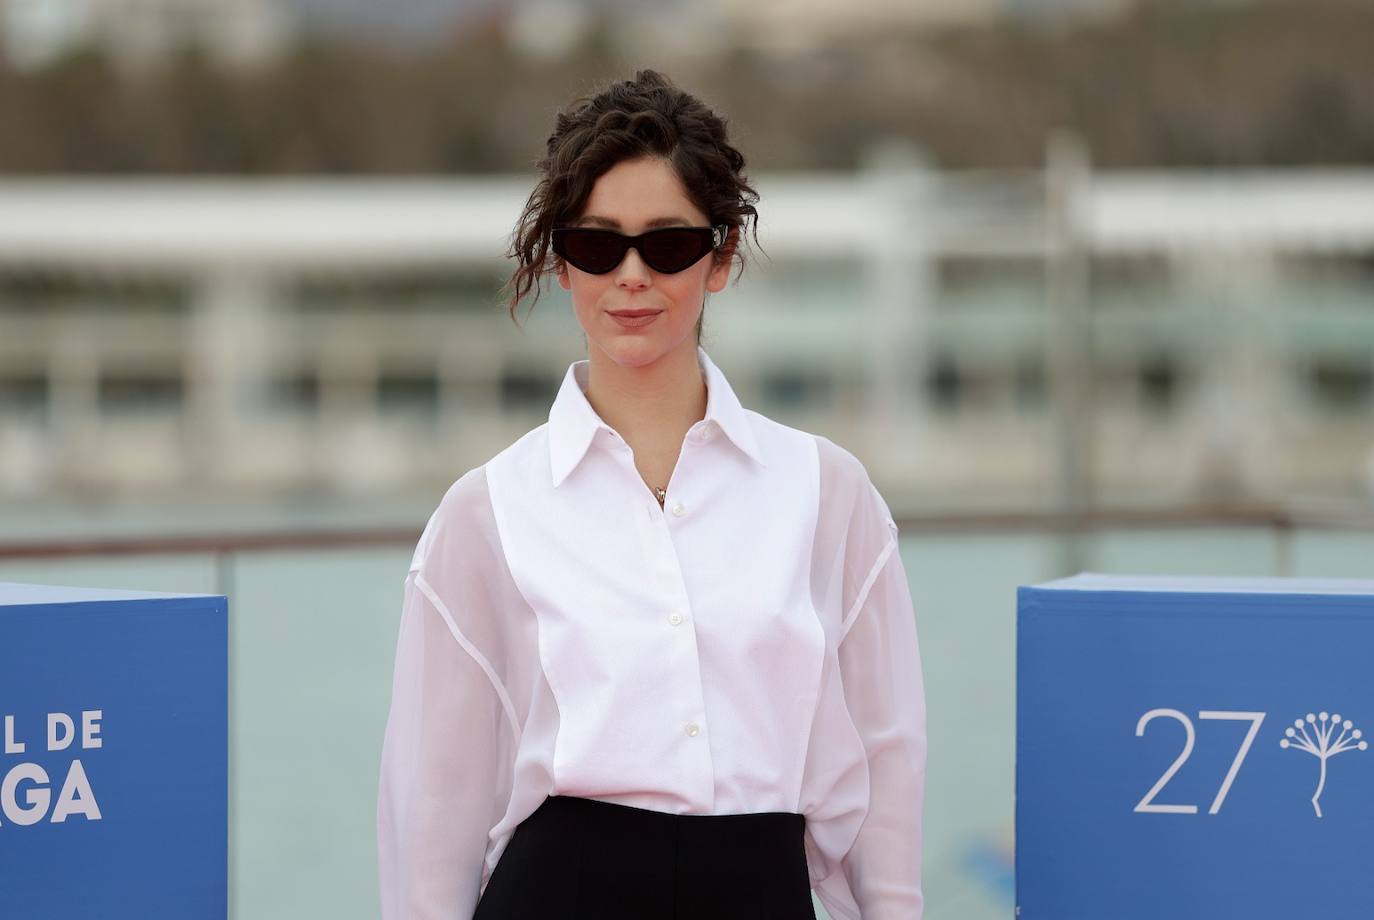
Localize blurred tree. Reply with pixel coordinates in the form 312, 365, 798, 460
0, 0, 1370, 173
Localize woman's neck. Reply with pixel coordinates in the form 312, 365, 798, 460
583, 341, 708, 451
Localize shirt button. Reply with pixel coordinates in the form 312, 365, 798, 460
685, 722, 700, 737
668, 612, 683, 626
671, 502, 686, 516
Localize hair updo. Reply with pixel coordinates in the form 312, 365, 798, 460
502, 69, 762, 340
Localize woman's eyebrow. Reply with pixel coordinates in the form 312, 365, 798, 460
574, 216, 691, 229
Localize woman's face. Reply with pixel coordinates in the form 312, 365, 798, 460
556, 155, 734, 370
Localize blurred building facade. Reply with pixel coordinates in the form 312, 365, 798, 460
1, 160, 1372, 513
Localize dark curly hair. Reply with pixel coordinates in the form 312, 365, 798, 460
501, 69, 762, 342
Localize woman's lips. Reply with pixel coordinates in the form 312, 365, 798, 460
608, 310, 662, 328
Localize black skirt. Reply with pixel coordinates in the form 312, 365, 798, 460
471, 794, 818, 919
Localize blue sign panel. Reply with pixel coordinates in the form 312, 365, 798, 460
1017, 573, 1374, 920
0, 581, 227, 918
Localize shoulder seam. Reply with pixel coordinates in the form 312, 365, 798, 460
839, 527, 899, 642
412, 570, 523, 745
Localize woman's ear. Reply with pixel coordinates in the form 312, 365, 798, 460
706, 226, 738, 293
555, 257, 571, 291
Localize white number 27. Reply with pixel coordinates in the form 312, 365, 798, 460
1133, 709, 1266, 815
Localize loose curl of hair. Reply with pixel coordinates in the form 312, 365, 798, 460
501, 69, 762, 341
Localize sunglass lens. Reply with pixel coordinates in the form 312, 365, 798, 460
560, 230, 625, 274
641, 229, 709, 273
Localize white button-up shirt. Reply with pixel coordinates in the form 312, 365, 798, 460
377, 345, 926, 920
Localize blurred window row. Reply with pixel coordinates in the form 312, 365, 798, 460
1, 358, 1370, 420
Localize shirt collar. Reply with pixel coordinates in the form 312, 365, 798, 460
548, 345, 766, 488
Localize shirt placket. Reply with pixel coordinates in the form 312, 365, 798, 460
622, 442, 716, 812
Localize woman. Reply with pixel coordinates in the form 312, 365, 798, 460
377, 69, 926, 920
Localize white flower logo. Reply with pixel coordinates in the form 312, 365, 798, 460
1280, 711, 1367, 817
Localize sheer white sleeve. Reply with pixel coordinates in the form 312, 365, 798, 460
376, 572, 506, 919
377, 467, 520, 920
835, 487, 928, 920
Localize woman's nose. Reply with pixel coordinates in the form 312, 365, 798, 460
615, 246, 651, 289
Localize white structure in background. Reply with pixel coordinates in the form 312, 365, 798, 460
1, 164, 1373, 510
506, 0, 593, 62
506, 0, 1003, 62
0, 0, 290, 71
709, 0, 1004, 50
704, 0, 1243, 53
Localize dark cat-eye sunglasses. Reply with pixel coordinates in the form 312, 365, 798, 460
551, 224, 729, 275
